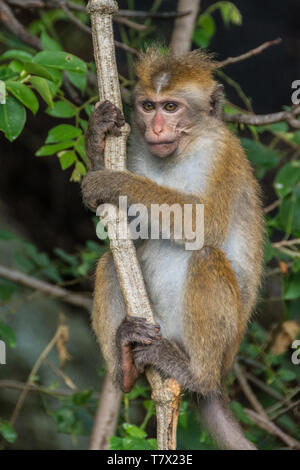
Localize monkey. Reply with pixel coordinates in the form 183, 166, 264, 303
81, 48, 264, 450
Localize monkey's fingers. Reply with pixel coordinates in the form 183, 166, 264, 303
116, 316, 161, 348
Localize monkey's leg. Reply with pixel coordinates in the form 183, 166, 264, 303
93, 252, 160, 393
133, 246, 244, 395
85, 100, 125, 171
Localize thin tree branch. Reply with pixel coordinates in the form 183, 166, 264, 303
245, 408, 300, 449
264, 199, 280, 214
218, 38, 282, 68
10, 323, 65, 425
234, 364, 300, 449
0, 0, 42, 50
170, 0, 201, 54
0, 379, 101, 397
0, 265, 93, 311
234, 363, 268, 418
273, 238, 300, 249
224, 105, 300, 129
7, 1, 192, 19
87, 0, 181, 450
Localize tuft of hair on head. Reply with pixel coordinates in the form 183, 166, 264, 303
135, 45, 217, 94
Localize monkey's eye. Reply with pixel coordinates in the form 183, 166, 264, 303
142, 102, 154, 111
164, 102, 178, 112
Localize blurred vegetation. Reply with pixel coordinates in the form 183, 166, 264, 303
0, 0, 299, 450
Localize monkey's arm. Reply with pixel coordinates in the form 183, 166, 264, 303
82, 169, 231, 246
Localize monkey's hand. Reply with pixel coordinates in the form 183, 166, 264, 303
81, 168, 129, 211
116, 316, 161, 393
85, 100, 125, 171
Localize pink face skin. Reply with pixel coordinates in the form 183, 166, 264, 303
135, 95, 193, 158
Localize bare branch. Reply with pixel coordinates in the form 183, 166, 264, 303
114, 15, 148, 31
234, 363, 268, 418
245, 408, 300, 449
264, 199, 280, 214
224, 105, 300, 129
170, 0, 201, 54
0, 0, 42, 50
117, 9, 192, 19
218, 38, 282, 68
0, 265, 92, 311
273, 238, 300, 249
87, 0, 181, 450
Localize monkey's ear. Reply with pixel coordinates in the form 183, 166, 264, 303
209, 84, 224, 118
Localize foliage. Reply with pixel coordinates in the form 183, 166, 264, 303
0, 0, 299, 451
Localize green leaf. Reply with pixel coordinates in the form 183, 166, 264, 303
46, 124, 82, 143
284, 272, 300, 300
29, 76, 53, 107
75, 135, 87, 163
23, 62, 57, 82
71, 390, 92, 406
54, 247, 78, 266
0, 421, 17, 444
70, 160, 86, 181
41, 31, 62, 51
231, 401, 253, 425
277, 369, 297, 382
278, 187, 300, 234
58, 150, 77, 170
0, 95, 26, 141
219, 2, 242, 26
241, 138, 280, 178
194, 13, 216, 47
6, 81, 39, 114
0, 49, 33, 62
66, 70, 87, 93
36, 140, 74, 156
0, 80, 5, 104
0, 280, 17, 301
46, 100, 76, 118
274, 161, 300, 198
0, 321, 16, 347
122, 423, 147, 439
33, 51, 87, 74
0, 230, 14, 240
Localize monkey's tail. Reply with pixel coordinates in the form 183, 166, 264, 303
199, 393, 257, 450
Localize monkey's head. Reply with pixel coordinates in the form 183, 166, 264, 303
133, 47, 223, 158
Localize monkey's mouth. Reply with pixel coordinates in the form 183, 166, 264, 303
147, 140, 176, 146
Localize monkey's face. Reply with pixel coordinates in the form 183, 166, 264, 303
135, 94, 193, 158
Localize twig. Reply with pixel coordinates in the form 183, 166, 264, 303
224, 105, 300, 129
273, 238, 300, 249
234, 363, 268, 418
114, 15, 148, 31
0, 265, 92, 310
245, 373, 286, 403
87, 0, 181, 450
270, 398, 300, 421
264, 199, 280, 214
218, 38, 282, 68
170, 0, 201, 54
235, 365, 300, 449
0, 379, 100, 397
117, 9, 192, 19
89, 373, 122, 450
245, 408, 300, 449
0, 0, 42, 50
10, 323, 65, 425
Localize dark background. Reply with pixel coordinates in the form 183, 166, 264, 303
1, 0, 299, 253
